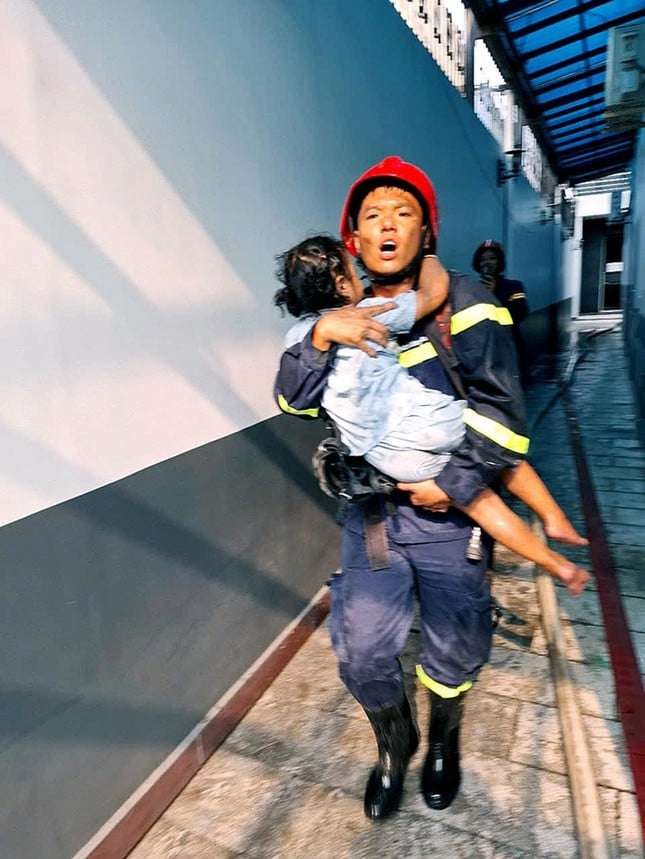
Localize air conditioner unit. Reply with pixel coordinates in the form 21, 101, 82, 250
603, 23, 645, 130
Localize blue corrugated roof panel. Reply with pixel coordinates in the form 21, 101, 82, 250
467, 0, 645, 183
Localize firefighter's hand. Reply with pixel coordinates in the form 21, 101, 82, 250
311, 304, 396, 357
397, 478, 451, 512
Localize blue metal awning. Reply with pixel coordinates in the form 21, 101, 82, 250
465, 0, 645, 184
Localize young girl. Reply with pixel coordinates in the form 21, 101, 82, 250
274, 234, 590, 596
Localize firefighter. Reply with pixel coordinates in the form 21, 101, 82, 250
274, 157, 529, 819
472, 239, 530, 379
472, 239, 529, 326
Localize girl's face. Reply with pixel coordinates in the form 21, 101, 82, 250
337, 252, 365, 305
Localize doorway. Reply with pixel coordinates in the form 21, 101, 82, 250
580, 217, 624, 314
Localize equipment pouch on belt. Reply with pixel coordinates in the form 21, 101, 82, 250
312, 418, 395, 524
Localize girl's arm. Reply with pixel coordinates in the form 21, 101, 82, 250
415, 255, 450, 320
274, 304, 394, 418
459, 487, 590, 596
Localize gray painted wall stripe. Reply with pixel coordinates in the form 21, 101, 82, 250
1, 414, 339, 859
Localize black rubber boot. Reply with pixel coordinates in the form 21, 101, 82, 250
421, 690, 466, 810
362, 695, 419, 821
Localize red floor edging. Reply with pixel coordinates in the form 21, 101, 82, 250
563, 390, 645, 838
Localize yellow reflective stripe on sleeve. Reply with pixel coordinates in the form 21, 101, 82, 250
277, 394, 319, 419
463, 407, 530, 454
416, 664, 472, 698
451, 303, 513, 335
397, 341, 438, 368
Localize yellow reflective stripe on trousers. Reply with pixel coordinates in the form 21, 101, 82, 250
416, 664, 472, 698
451, 303, 513, 334
277, 394, 319, 419
463, 407, 530, 454
397, 341, 438, 368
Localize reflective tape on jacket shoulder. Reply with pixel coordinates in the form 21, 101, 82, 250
463, 407, 530, 454
277, 394, 320, 419
451, 303, 513, 334
397, 341, 438, 368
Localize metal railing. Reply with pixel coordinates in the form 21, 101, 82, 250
390, 0, 466, 92
389, 0, 558, 201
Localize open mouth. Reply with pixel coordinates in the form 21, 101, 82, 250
380, 240, 397, 256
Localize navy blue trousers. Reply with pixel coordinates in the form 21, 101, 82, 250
329, 508, 493, 710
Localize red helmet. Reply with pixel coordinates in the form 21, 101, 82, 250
339, 156, 439, 257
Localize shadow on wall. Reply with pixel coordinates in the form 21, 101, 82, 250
0, 680, 203, 748
624, 284, 645, 446
0, 412, 339, 857
0, 138, 333, 526
0, 416, 335, 698
0, 141, 257, 426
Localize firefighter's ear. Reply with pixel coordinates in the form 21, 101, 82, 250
353, 231, 362, 256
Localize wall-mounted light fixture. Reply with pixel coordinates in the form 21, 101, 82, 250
496, 147, 523, 186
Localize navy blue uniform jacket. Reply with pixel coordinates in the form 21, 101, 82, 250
274, 272, 529, 513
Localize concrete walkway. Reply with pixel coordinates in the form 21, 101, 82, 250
128, 326, 644, 859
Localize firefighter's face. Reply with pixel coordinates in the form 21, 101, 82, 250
353, 186, 424, 278
479, 249, 500, 278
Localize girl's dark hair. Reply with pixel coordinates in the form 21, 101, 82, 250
274, 234, 350, 318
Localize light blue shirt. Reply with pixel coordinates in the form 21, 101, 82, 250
284, 293, 437, 455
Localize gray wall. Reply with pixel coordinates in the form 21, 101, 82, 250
1, 416, 339, 858
623, 127, 645, 440
0, 2, 565, 856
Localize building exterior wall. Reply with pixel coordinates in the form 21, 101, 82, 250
0, 2, 565, 855
623, 129, 645, 435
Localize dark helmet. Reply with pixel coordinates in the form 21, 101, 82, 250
472, 239, 506, 274
339, 156, 439, 257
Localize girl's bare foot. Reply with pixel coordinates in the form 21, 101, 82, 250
544, 514, 588, 546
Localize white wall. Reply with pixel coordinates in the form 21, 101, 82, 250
563, 189, 634, 318
0, 0, 556, 527
562, 232, 582, 319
